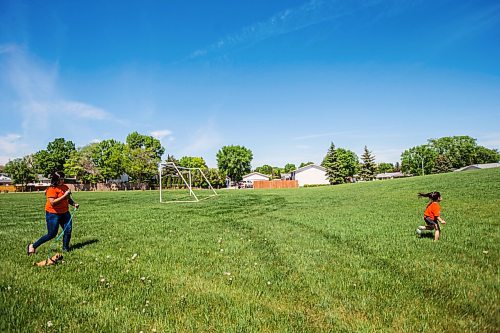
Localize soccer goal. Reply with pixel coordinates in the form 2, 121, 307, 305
159, 162, 218, 203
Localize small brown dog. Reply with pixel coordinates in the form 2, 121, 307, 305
35, 253, 63, 267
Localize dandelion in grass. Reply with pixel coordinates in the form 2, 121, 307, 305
47, 321, 53, 327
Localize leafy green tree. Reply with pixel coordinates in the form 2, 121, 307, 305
428, 136, 477, 169
474, 146, 500, 164
284, 163, 296, 173
299, 162, 314, 168
359, 146, 377, 180
34, 138, 76, 176
179, 156, 208, 169
271, 167, 282, 179
124, 132, 165, 185
64, 144, 101, 184
321, 142, 342, 185
377, 163, 394, 173
216, 145, 253, 182
401, 145, 437, 176
336, 148, 359, 182
255, 165, 273, 175
92, 140, 125, 181
206, 168, 225, 189
432, 154, 453, 174
4, 156, 36, 188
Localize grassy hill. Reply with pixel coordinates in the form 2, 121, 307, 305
1, 168, 499, 332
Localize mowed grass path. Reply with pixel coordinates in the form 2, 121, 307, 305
1, 169, 499, 332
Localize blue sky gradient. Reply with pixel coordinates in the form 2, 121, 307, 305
1, 0, 499, 167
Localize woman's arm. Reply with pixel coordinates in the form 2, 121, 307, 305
48, 190, 71, 206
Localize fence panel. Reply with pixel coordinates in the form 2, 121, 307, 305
253, 180, 298, 189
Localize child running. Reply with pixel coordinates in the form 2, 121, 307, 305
27, 171, 79, 255
416, 191, 446, 241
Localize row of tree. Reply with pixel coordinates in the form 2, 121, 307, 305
4, 132, 165, 188
3, 134, 498, 188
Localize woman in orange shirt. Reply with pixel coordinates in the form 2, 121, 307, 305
27, 171, 79, 255
416, 191, 446, 241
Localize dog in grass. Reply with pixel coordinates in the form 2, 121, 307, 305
35, 253, 63, 267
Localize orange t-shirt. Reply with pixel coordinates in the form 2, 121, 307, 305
45, 185, 70, 214
424, 202, 441, 220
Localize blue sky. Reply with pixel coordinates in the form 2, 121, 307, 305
1, 0, 499, 168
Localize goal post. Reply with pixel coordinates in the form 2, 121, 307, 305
159, 162, 218, 203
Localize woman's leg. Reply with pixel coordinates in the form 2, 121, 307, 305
59, 211, 72, 251
33, 212, 60, 249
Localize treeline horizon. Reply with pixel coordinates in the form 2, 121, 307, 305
2, 132, 498, 188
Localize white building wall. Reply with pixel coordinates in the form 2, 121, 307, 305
295, 168, 329, 187
243, 174, 269, 183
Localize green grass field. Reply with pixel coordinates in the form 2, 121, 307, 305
1, 169, 499, 332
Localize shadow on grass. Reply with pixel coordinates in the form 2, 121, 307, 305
70, 239, 99, 251
417, 232, 435, 239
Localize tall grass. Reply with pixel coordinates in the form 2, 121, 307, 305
0, 168, 499, 332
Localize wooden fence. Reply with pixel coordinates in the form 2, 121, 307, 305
253, 180, 298, 189
0, 185, 16, 193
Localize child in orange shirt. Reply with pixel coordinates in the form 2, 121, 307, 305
416, 191, 446, 241
27, 171, 79, 255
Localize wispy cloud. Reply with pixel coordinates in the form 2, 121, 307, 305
187, 0, 407, 61
293, 131, 352, 141
150, 129, 173, 140
0, 44, 115, 159
181, 120, 222, 156
0, 133, 23, 154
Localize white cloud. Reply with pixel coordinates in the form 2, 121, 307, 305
0, 44, 113, 161
150, 129, 173, 140
57, 101, 109, 120
188, 0, 400, 61
182, 121, 222, 155
0, 44, 19, 54
0, 133, 23, 154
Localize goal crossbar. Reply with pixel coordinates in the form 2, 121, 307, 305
159, 162, 218, 203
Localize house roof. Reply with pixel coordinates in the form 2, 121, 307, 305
375, 172, 404, 179
292, 164, 326, 174
454, 162, 500, 172
0, 175, 12, 184
242, 172, 269, 179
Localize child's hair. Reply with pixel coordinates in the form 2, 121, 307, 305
418, 191, 441, 201
50, 171, 65, 186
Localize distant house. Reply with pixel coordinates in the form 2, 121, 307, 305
242, 172, 270, 185
24, 174, 51, 187
375, 172, 405, 180
291, 164, 329, 187
454, 163, 500, 172
0, 174, 13, 185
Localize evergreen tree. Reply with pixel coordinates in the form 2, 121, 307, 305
359, 146, 377, 180
321, 142, 343, 185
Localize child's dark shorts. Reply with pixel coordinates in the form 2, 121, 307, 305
424, 217, 440, 231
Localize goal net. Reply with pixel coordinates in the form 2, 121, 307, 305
159, 162, 218, 203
